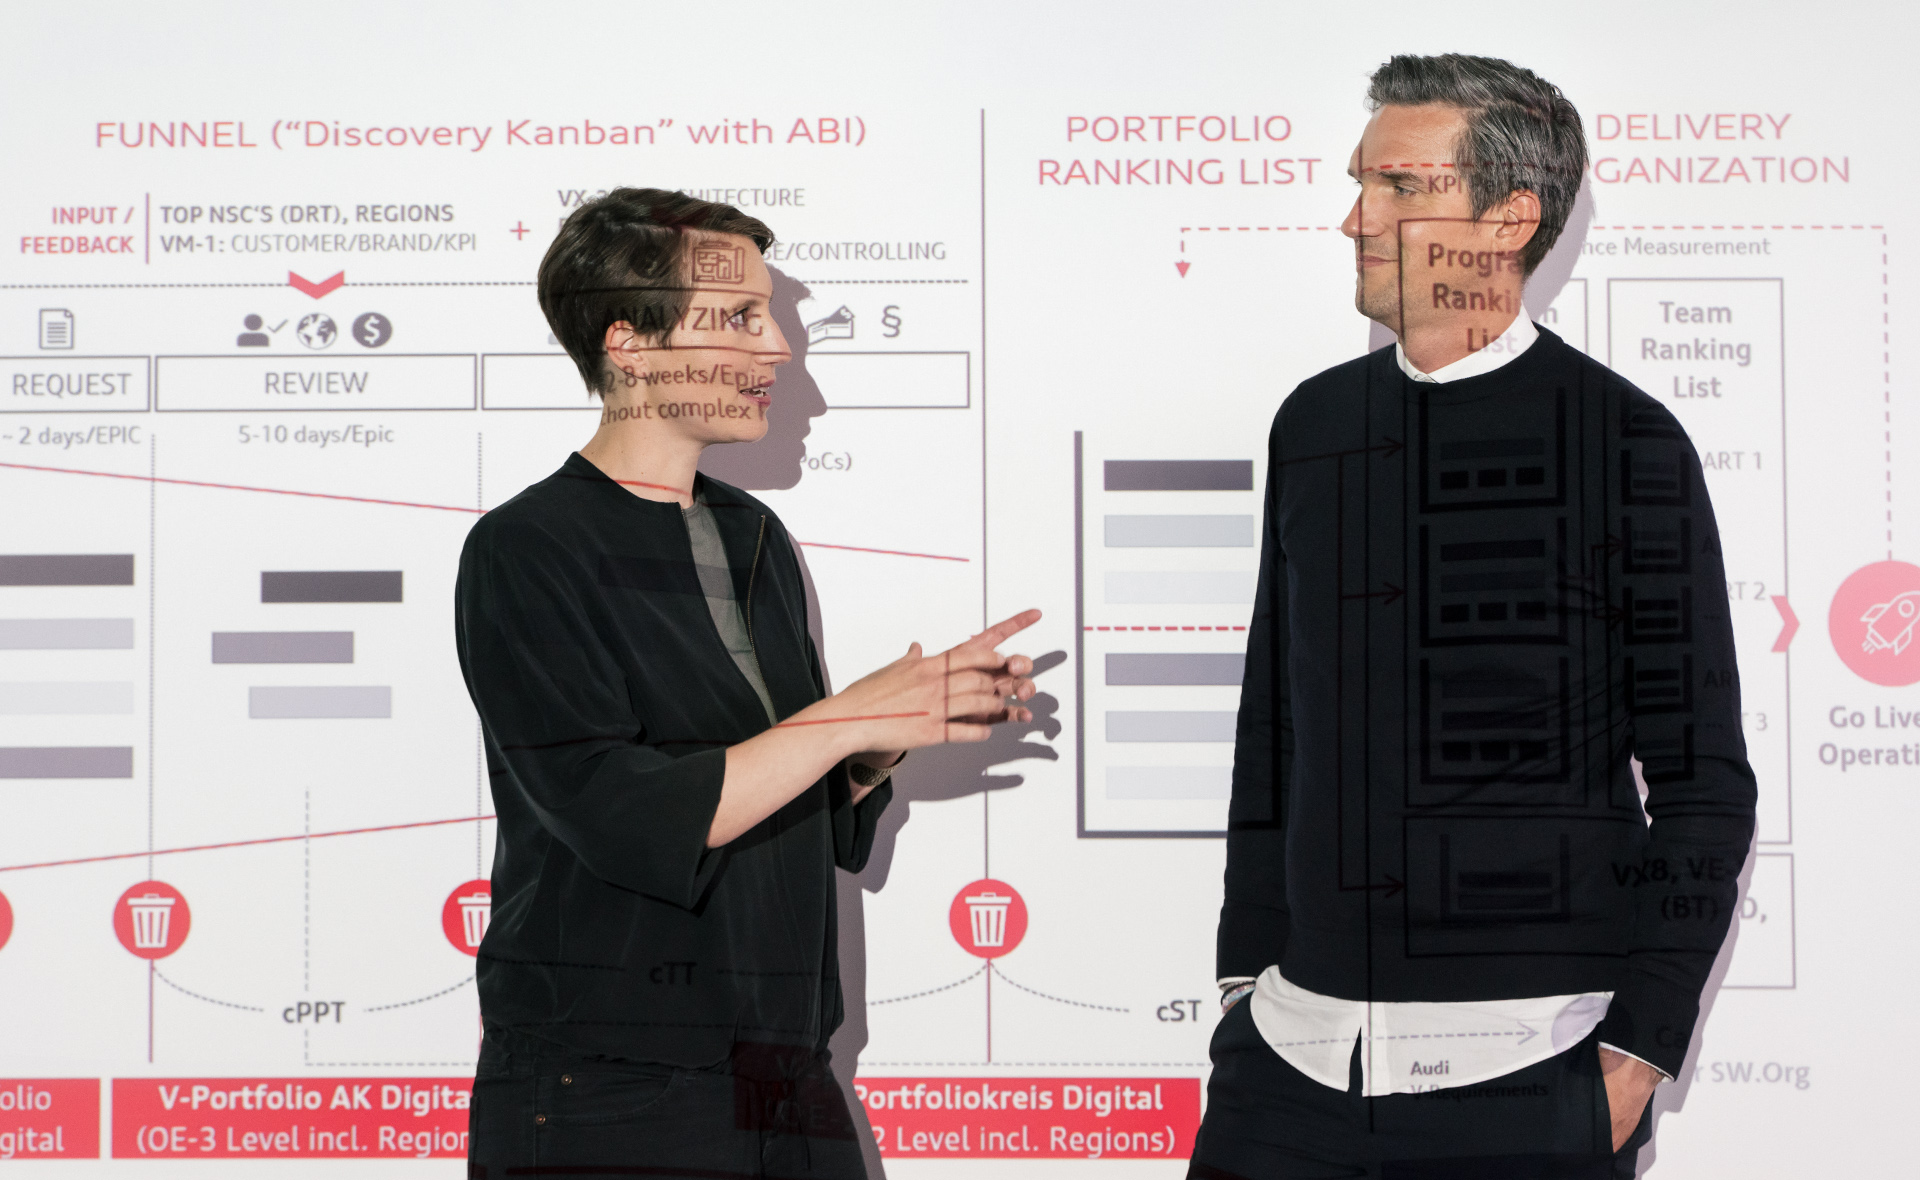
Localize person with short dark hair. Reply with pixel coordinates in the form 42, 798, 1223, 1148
459, 187, 1040, 1178
1190, 57, 1755, 1179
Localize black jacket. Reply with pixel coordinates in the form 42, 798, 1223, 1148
455, 453, 890, 1066
1219, 329, 1757, 1078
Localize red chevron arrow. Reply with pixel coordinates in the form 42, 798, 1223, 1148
1771, 595, 1798, 652
289, 270, 344, 299
1175, 261, 1190, 277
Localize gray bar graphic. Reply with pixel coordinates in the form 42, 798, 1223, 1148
1106, 711, 1237, 742
1106, 653, 1246, 686
0, 618, 134, 649
261, 571, 403, 603
249, 686, 391, 718
213, 632, 354, 664
0, 746, 134, 778
1105, 515, 1254, 548
0, 555, 134, 586
1105, 571, 1255, 603
1104, 460, 1253, 492
1107, 766, 1232, 800
0, 682, 134, 714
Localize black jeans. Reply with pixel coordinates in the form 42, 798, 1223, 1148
468, 1026, 868, 1179
1190, 1000, 1655, 1180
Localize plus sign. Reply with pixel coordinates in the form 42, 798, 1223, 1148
510, 222, 529, 240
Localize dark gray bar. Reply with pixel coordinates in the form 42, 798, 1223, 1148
0, 618, 134, 649
0, 746, 134, 778
1104, 460, 1252, 492
213, 632, 354, 664
1106, 711, 1237, 742
1106, 653, 1245, 686
261, 571, 402, 603
1104, 515, 1254, 548
1107, 766, 1232, 800
250, 686, 391, 718
0, 555, 134, 586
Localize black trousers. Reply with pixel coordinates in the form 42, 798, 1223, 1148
1191, 1000, 1654, 1180
468, 1026, 868, 1180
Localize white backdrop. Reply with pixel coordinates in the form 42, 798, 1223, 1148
0, 2, 1912, 1175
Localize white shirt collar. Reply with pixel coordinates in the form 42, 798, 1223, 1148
1394, 314, 1539, 384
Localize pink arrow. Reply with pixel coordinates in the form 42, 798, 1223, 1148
1770, 595, 1798, 652
288, 270, 345, 299
1175, 261, 1190, 277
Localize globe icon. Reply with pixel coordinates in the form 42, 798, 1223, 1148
296, 313, 338, 349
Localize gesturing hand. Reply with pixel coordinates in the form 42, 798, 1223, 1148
821, 609, 1042, 755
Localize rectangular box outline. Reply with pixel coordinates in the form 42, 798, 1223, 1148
1076, 433, 1231, 839
1605, 276, 1791, 845
1720, 850, 1795, 990
0, 355, 151, 413
153, 354, 477, 412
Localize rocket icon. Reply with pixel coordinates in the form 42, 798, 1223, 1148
1861, 590, 1920, 655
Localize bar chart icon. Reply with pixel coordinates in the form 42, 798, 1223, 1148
1074, 434, 1258, 837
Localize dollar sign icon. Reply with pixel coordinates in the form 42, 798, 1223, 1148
880, 305, 902, 338
352, 312, 392, 349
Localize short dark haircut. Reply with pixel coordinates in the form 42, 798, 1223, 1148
1366, 54, 1586, 276
537, 187, 774, 396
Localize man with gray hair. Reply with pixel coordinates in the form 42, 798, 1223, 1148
1191, 54, 1755, 1178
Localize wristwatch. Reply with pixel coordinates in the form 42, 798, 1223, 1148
849, 753, 905, 789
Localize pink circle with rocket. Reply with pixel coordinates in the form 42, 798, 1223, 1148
1830, 560, 1920, 686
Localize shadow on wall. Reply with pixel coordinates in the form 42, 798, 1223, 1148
819, 628, 1066, 1178
1634, 819, 1760, 1178
1365, 179, 1596, 354
699, 265, 827, 491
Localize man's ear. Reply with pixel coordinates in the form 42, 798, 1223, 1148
1495, 189, 1542, 256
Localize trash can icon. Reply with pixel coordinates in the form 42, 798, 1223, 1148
127, 894, 176, 950
457, 892, 491, 949
948, 879, 1026, 958
965, 892, 1012, 949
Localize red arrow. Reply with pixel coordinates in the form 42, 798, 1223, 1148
1771, 595, 1798, 652
1174, 261, 1190, 277
289, 270, 345, 299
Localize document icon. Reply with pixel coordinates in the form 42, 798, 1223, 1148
38, 308, 74, 349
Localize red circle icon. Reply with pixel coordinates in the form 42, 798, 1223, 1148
1830, 560, 1920, 686
113, 881, 189, 960
949, 879, 1027, 959
0, 889, 13, 954
442, 880, 492, 957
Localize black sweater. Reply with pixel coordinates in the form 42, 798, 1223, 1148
455, 454, 890, 1066
1218, 328, 1756, 1078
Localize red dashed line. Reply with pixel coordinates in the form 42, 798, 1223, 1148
1584, 225, 1882, 231
1084, 625, 1247, 632
1885, 230, 1895, 558
1176, 220, 1885, 262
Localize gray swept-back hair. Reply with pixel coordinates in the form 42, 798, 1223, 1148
1367, 54, 1586, 276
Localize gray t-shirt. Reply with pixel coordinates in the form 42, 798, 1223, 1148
682, 498, 778, 725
